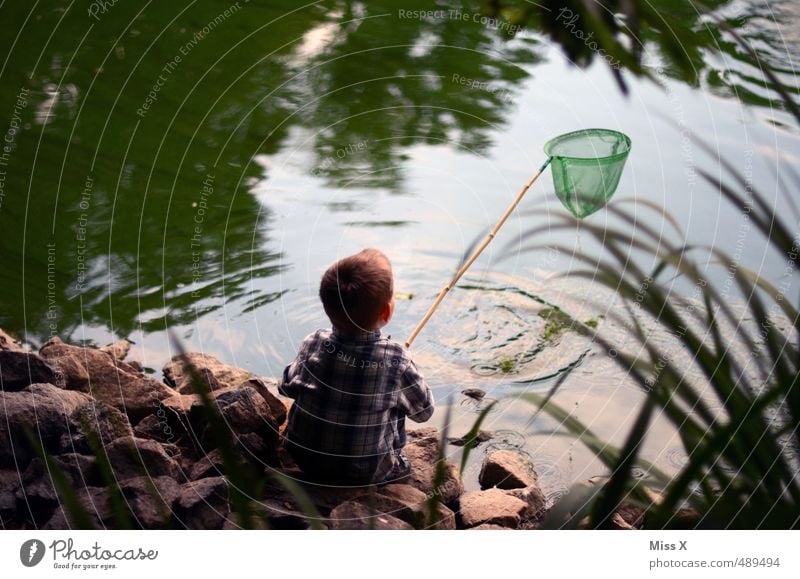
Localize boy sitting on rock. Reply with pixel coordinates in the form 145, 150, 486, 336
278, 248, 434, 485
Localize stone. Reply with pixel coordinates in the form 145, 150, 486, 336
0, 383, 95, 467
0, 329, 26, 352
448, 430, 492, 448
65, 400, 134, 454
0, 469, 21, 522
104, 436, 181, 480
99, 339, 133, 361
163, 352, 253, 394
479, 450, 537, 490
120, 476, 181, 529
39, 338, 176, 421
43, 487, 113, 529
0, 351, 58, 391
238, 378, 287, 426
175, 477, 230, 529
375, 483, 456, 529
329, 500, 414, 530
505, 484, 547, 524
468, 523, 509, 530
458, 488, 529, 528
188, 385, 280, 464
404, 427, 463, 504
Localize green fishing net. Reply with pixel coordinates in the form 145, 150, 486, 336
544, 128, 631, 218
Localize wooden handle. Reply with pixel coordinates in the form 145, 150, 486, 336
405, 159, 551, 348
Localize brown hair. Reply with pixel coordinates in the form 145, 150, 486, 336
319, 248, 394, 333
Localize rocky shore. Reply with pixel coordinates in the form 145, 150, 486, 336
0, 328, 648, 530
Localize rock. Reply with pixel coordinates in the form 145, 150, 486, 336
0, 328, 26, 352
239, 378, 287, 426
163, 352, 253, 394
188, 449, 228, 480
104, 436, 181, 480
0, 383, 95, 467
505, 484, 547, 524
43, 487, 113, 529
66, 400, 134, 454
479, 450, 537, 490
120, 476, 181, 529
99, 339, 133, 361
468, 523, 509, 530
329, 500, 414, 530
188, 385, 280, 464
404, 427, 463, 504
615, 501, 645, 529
175, 477, 230, 529
39, 338, 176, 421
16, 454, 98, 526
375, 483, 456, 529
448, 430, 492, 448
461, 388, 486, 400
0, 469, 21, 523
458, 488, 529, 528
0, 351, 58, 391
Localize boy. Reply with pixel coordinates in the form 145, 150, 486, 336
278, 248, 434, 485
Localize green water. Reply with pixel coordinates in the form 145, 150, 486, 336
1, 1, 798, 491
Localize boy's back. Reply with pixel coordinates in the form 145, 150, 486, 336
279, 327, 433, 484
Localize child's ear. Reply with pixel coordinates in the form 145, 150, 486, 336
382, 299, 395, 323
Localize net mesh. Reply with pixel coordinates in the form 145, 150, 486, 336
544, 129, 631, 218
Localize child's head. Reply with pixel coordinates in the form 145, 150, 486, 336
319, 248, 395, 334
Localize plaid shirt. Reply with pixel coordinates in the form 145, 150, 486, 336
278, 328, 434, 483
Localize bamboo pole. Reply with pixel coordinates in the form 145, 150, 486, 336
405, 157, 552, 348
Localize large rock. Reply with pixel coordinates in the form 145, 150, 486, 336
239, 378, 287, 426
66, 400, 134, 454
404, 427, 463, 504
39, 338, 176, 421
505, 484, 547, 526
120, 476, 181, 529
175, 477, 230, 529
0, 329, 25, 352
104, 436, 181, 480
329, 500, 414, 530
0, 469, 21, 524
458, 488, 529, 528
42, 486, 129, 529
0, 384, 125, 470
99, 339, 133, 361
14, 454, 99, 526
163, 352, 253, 394
188, 385, 280, 464
479, 450, 537, 490
0, 351, 58, 391
374, 483, 456, 529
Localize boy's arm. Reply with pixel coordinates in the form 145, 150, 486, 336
399, 358, 434, 423
277, 332, 316, 399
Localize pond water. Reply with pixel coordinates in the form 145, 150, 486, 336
1, 0, 798, 495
